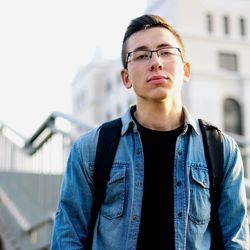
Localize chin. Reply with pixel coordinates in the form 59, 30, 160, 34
149, 95, 169, 102
151, 90, 169, 100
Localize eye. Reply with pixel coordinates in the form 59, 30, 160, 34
159, 49, 173, 57
133, 51, 150, 61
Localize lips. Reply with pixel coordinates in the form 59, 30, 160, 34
147, 75, 168, 82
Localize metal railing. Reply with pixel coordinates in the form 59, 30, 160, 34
0, 112, 92, 250
0, 112, 92, 174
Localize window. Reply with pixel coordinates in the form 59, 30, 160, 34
218, 52, 238, 72
223, 16, 230, 35
239, 17, 246, 37
224, 98, 242, 135
206, 14, 213, 33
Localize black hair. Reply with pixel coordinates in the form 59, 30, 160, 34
121, 14, 185, 68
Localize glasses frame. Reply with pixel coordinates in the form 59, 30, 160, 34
125, 46, 184, 68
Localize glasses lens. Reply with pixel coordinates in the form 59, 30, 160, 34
131, 51, 151, 61
159, 48, 178, 57
126, 47, 182, 66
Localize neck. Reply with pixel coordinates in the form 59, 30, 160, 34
134, 99, 184, 131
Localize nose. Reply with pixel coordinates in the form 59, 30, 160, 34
149, 52, 163, 70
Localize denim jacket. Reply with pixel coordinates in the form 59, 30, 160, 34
51, 106, 249, 250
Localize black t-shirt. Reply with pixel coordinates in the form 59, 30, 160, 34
134, 117, 183, 250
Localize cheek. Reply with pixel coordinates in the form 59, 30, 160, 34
167, 60, 180, 73
129, 69, 144, 85
168, 63, 185, 81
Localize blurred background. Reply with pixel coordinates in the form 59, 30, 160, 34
0, 0, 250, 249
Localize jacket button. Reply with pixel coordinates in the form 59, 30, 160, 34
133, 215, 138, 220
136, 181, 143, 187
177, 181, 182, 187
136, 148, 141, 155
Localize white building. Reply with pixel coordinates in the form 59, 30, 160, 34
72, 0, 250, 174
72, 53, 135, 127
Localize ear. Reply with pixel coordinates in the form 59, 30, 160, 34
183, 61, 191, 82
121, 68, 132, 89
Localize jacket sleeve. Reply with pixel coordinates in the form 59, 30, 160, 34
50, 137, 95, 249
219, 134, 249, 249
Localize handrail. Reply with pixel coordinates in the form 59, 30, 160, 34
0, 121, 27, 147
0, 187, 30, 231
0, 112, 93, 156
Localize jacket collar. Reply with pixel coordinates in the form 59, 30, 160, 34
121, 105, 199, 136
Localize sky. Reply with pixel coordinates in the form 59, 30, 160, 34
0, 0, 148, 137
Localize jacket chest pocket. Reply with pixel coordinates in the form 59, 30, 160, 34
100, 163, 127, 220
189, 167, 211, 225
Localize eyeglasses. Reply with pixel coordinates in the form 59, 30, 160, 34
125, 47, 183, 68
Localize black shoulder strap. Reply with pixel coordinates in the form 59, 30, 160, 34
86, 118, 122, 249
94, 118, 122, 200
198, 119, 224, 249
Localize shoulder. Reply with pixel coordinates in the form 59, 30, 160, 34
75, 126, 100, 146
196, 118, 240, 166
221, 132, 240, 167
71, 118, 122, 162
197, 118, 220, 131
71, 126, 101, 164
197, 118, 237, 148
209, 127, 243, 179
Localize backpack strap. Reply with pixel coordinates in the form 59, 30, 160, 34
198, 119, 224, 249
87, 118, 122, 249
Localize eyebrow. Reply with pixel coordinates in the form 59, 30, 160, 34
131, 43, 174, 52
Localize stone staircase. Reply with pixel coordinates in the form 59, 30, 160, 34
0, 213, 20, 250
0, 172, 62, 250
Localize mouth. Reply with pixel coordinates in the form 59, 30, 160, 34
147, 75, 169, 83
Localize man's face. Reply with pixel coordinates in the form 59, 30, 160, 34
121, 27, 190, 103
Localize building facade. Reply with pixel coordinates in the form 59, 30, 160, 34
72, 55, 135, 127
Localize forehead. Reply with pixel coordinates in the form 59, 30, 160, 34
126, 27, 180, 51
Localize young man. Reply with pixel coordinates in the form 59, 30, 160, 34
51, 14, 249, 249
